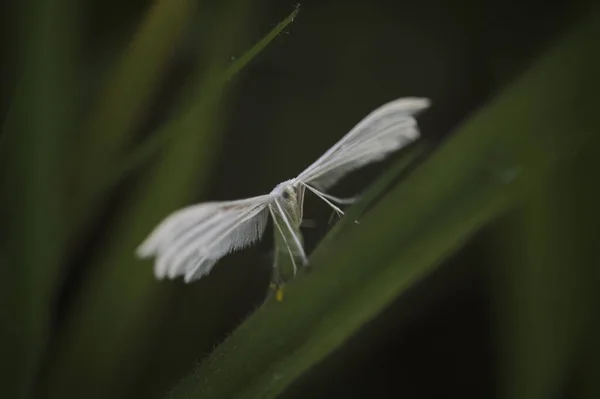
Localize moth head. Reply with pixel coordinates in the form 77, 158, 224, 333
281, 185, 294, 201
270, 180, 305, 223
271, 180, 298, 204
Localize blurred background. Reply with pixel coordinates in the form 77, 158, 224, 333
1, 0, 599, 398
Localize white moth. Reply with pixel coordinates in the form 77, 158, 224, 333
136, 97, 430, 283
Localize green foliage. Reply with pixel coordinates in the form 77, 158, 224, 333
1, 1, 598, 399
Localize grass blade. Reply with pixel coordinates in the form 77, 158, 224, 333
72, 0, 198, 238
490, 116, 600, 399
0, 1, 79, 398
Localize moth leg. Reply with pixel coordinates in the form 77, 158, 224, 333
274, 200, 309, 266
317, 191, 359, 205
306, 185, 360, 223
270, 245, 283, 284
269, 205, 299, 276
299, 182, 345, 217
327, 210, 342, 225
300, 218, 317, 228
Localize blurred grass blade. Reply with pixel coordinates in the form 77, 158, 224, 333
491, 124, 600, 399
38, 3, 302, 399
106, 4, 300, 190
164, 8, 600, 399
0, 1, 79, 398
492, 176, 586, 398
73, 0, 198, 235
221, 3, 299, 83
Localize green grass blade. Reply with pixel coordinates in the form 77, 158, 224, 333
490, 117, 600, 399
163, 8, 600, 399
221, 3, 299, 83
72, 0, 198, 237
0, 1, 79, 398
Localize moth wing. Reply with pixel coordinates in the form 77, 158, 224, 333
295, 97, 430, 190
136, 195, 271, 282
